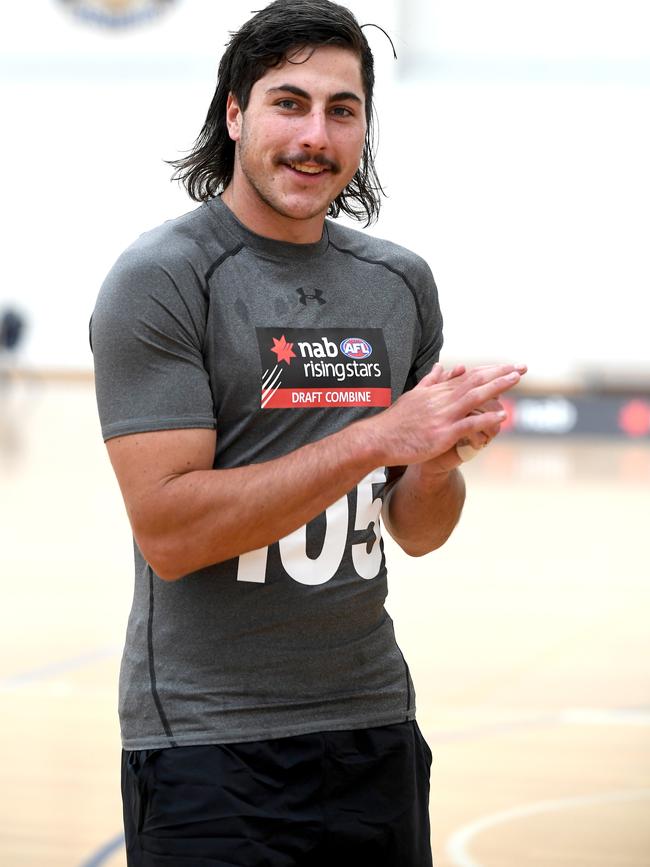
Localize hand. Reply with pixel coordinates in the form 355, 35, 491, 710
451, 362, 526, 448
365, 361, 526, 472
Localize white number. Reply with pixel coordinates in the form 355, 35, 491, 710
236, 470, 386, 585
352, 468, 385, 579
236, 545, 268, 583
279, 496, 348, 585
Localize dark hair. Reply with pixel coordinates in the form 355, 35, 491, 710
169, 0, 384, 225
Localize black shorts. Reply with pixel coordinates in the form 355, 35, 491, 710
121, 720, 433, 867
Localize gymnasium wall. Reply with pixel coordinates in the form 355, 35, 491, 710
1, 0, 648, 389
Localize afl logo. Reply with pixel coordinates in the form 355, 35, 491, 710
340, 337, 372, 360
57, 0, 178, 29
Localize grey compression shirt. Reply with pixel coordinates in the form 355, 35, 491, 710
91, 197, 443, 749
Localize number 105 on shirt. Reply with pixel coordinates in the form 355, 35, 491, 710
237, 469, 386, 585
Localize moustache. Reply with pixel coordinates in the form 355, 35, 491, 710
278, 153, 340, 174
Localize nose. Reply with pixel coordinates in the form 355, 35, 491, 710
299, 109, 330, 152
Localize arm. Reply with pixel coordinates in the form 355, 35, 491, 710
107, 422, 377, 581
106, 363, 522, 580
382, 464, 466, 557
380, 363, 526, 555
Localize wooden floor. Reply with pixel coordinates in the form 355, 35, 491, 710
1, 378, 649, 867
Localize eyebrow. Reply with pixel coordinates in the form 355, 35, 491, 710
266, 84, 363, 104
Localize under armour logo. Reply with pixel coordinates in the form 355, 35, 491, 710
297, 288, 326, 306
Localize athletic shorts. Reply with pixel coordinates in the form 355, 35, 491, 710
121, 720, 433, 867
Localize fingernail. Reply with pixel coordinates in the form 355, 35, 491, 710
506, 372, 520, 381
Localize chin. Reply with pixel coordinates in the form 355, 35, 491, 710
276, 198, 331, 222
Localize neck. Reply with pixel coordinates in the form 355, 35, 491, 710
221, 179, 327, 245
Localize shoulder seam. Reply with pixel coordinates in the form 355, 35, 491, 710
205, 243, 245, 282
327, 239, 424, 328
202, 244, 245, 359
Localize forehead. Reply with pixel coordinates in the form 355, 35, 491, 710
253, 44, 365, 101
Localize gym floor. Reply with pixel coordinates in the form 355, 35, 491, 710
1, 378, 648, 866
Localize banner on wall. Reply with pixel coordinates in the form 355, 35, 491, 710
56, 0, 180, 29
499, 394, 650, 439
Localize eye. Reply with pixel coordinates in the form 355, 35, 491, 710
276, 99, 298, 110
331, 106, 354, 118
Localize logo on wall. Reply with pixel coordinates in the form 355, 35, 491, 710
618, 399, 650, 437
57, 0, 179, 30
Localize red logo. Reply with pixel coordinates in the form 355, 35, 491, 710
270, 335, 296, 365
618, 400, 650, 437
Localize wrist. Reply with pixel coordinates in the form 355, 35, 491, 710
410, 462, 458, 493
343, 416, 388, 471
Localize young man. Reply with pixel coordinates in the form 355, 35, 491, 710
91, 1, 525, 864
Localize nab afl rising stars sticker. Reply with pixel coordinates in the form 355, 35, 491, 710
257, 328, 392, 409
57, 0, 178, 29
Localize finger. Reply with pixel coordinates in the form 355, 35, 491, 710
474, 397, 502, 414
478, 420, 502, 440
462, 365, 521, 389
464, 363, 528, 382
465, 429, 490, 449
469, 410, 503, 440
479, 363, 526, 375
442, 364, 466, 381
456, 370, 521, 416
456, 440, 483, 462
453, 408, 507, 441
416, 363, 446, 388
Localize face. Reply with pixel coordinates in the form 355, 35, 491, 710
223, 45, 368, 242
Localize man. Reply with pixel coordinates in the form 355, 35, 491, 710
91, 1, 525, 864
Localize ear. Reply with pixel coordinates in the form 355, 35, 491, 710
226, 92, 242, 142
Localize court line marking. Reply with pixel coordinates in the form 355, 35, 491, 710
79, 833, 125, 867
560, 708, 650, 726
0, 645, 120, 690
445, 788, 650, 867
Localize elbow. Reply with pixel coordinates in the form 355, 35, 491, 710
398, 536, 446, 558
400, 543, 434, 558
126, 495, 205, 581
134, 523, 233, 581
134, 528, 188, 582
143, 548, 185, 583
150, 561, 185, 583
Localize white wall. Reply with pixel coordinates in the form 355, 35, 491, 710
2, 0, 649, 386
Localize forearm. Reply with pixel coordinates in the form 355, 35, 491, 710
136, 421, 379, 580
382, 465, 466, 556
117, 363, 522, 579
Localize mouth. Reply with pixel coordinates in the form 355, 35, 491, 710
286, 161, 329, 175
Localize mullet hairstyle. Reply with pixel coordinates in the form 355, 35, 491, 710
169, 0, 384, 225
